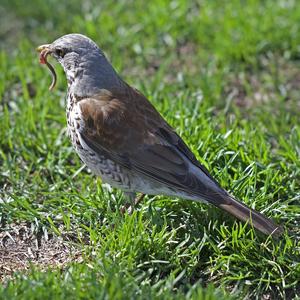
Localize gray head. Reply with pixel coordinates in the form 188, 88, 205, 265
37, 33, 123, 97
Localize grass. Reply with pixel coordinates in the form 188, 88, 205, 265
0, 0, 299, 299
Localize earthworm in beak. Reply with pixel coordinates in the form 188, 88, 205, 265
36, 45, 57, 90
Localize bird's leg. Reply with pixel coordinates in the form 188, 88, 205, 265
129, 193, 145, 214
120, 192, 145, 215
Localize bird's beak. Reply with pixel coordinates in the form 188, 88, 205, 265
36, 44, 51, 53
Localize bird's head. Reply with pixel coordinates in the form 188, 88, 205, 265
36, 33, 121, 95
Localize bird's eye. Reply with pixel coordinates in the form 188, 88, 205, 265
55, 48, 65, 58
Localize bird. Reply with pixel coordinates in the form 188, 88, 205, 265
36, 33, 283, 237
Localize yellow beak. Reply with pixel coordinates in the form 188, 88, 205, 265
36, 44, 51, 53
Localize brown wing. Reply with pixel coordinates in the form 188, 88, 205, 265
78, 87, 228, 205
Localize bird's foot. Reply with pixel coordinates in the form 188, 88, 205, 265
120, 193, 145, 215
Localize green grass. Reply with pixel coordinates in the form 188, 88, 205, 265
0, 0, 299, 299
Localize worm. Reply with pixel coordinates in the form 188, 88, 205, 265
39, 49, 57, 90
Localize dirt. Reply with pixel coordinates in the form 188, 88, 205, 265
225, 56, 300, 111
0, 222, 82, 281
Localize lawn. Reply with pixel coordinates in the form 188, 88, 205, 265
0, 0, 299, 299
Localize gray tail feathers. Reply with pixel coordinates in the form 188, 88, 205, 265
217, 195, 283, 237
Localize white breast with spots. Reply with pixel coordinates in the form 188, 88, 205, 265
66, 98, 133, 191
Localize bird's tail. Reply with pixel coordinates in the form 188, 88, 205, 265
216, 195, 283, 237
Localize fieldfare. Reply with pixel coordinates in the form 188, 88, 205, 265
37, 34, 283, 236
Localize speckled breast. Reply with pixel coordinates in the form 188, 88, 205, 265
66, 94, 133, 192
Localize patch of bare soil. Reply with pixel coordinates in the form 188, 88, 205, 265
0, 222, 82, 281
225, 56, 300, 111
